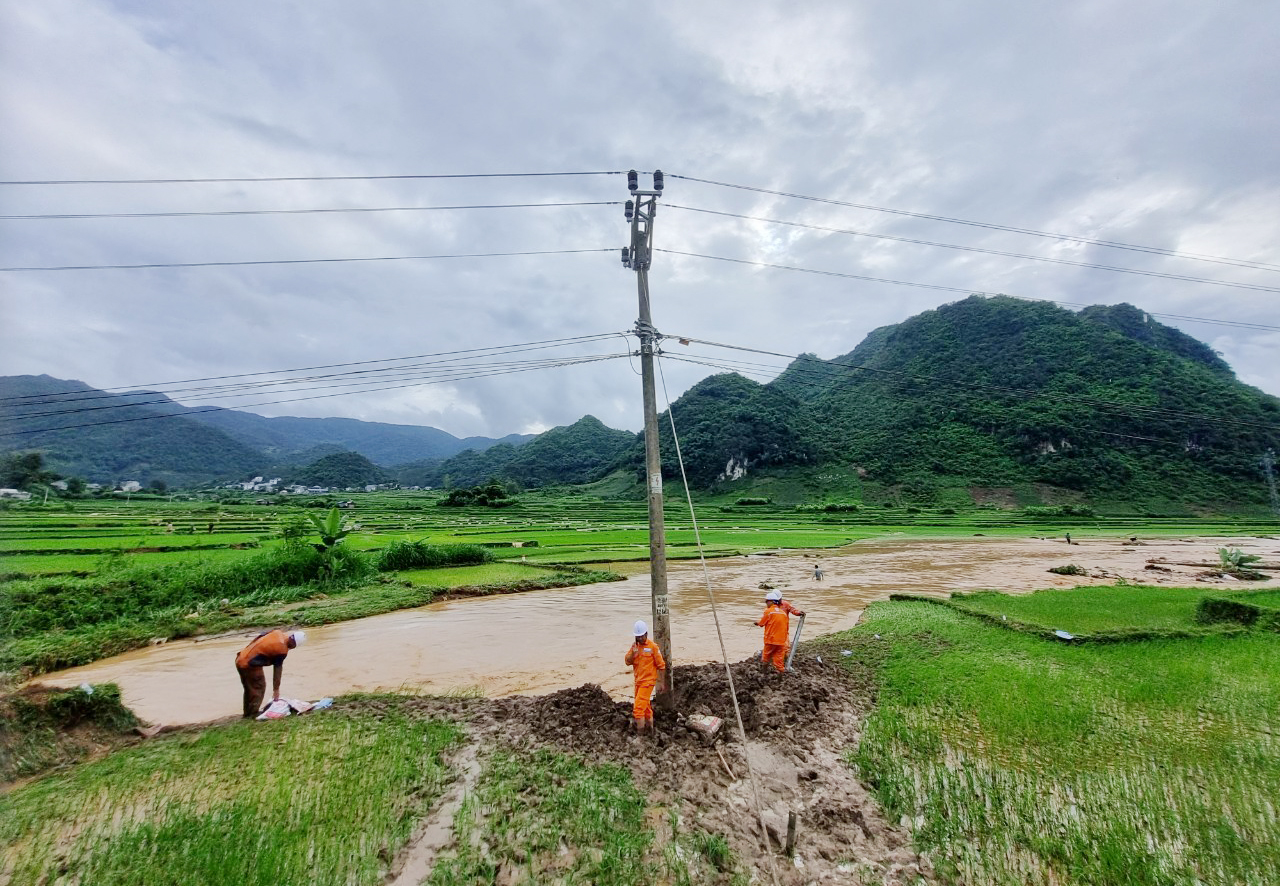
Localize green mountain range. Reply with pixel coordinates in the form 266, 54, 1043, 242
4, 298, 1277, 507
649, 297, 1280, 505
0, 375, 528, 487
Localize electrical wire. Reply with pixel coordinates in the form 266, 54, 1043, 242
0, 354, 626, 438
0, 334, 626, 403
0, 201, 618, 221
7, 352, 628, 421
654, 249, 1280, 331
666, 204, 1279, 292
656, 354, 781, 881
0, 247, 617, 273
668, 174, 1280, 273
0, 334, 630, 406
0, 171, 629, 186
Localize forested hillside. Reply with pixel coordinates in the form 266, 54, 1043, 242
0, 376, 265, 486
0, 375, 528, 486
652, 297, 1280, 505
394, 416, 635, 489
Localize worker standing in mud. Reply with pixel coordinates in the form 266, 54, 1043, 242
625, 620, 666, 734
235, 629, 305, 719
758, 590, 805, 673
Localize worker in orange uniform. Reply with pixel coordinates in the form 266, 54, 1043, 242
757, 590, 805, 673
235, 629, 305, 718
625, 620, 666, 734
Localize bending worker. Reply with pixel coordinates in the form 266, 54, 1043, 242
625, 620, 666, 734
757, 589, 805, 673
235, 628, 305, 718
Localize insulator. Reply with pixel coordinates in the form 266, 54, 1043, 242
653, 170, 664, 192
627, 170, 638, 192
624, 199, 634, 220
621, 247, 630, 265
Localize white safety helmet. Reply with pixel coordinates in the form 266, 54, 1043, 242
765, 590, 783, 602
290, 630, 307, 647
633, 620, 648, 637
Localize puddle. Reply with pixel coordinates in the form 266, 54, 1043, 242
37, 536, 1280, 726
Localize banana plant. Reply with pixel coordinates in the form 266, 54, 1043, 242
1218, 547, 1262, 572
307, 507, 353, 581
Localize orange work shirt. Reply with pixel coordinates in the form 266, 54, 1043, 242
235, 629, 291, 668
756, 606, 790, 646
779, 600, 802, 616
625, 639, 666, 684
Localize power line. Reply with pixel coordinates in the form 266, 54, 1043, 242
655, 249, 1280, 331
0, 201, 619, 221
667, 204, 1278, 293
669, 174, 1280, 273
0, 171, 628, 186
0, 333, 628, 405
0, 354, 626, 438
6, 351, 631, 420
0, 247, 616, 273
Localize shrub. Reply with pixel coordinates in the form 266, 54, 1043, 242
1048, 564, 1087, 576
734, 497, 772, 506
375, 541, 494, 571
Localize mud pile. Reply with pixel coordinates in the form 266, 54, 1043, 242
464, 657, 932, 884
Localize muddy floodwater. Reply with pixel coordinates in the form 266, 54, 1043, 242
39, 535, 1280, 726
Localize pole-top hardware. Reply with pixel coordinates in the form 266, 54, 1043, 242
653, 170, 664, 192
628, 169, 639, 193
625, 199, 634, 221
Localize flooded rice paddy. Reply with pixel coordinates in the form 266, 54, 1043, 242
39, 535, 1280, 725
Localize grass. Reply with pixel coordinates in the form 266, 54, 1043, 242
948, 585, 1219, 636
0, 700, 462, 886
0, 683, 138, 782
836, 599, 1280, 885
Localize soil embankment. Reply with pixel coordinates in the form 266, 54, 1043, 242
384, 656, 930, 884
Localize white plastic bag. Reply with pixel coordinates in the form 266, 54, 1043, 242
256, 699, 292, 720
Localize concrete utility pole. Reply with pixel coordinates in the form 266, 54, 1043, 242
622, 168, 672, 707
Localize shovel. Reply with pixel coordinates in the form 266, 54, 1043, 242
784, 614, 806, 672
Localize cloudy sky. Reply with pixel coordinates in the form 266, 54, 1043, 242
2, 0, 1277, 439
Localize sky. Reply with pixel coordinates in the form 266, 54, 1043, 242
2, 0, 1278, 439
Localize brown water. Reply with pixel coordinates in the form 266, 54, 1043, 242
38, 535, 1280, 725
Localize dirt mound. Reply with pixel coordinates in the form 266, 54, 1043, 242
459, 657, 931, 884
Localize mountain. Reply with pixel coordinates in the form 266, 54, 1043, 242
0, 376, 265, 486
393, 416, 636, 489
0, 375, 532, 486
743, 296, 1279, 503
131, 394, 529, 465
289, 451, 389, 487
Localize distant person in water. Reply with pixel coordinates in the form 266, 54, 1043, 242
813, 564, 823, 581
1065, 532, 1072, 545
625, 620, 666, 734
235, 629, 305, 719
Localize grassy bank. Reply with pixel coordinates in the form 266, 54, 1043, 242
1, 701, 461, 885
832, 591, 1280, 885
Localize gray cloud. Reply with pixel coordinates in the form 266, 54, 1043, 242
2, 0, 1277, 441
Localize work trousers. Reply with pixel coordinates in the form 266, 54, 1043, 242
633, 680, 656, 720
762, 643, 788, 673
238, 663, 266, 718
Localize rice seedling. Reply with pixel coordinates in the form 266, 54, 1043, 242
0, 702, 461, 886
840, 601, 1280, 885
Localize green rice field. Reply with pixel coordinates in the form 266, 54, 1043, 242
836, 589, 1280, 885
